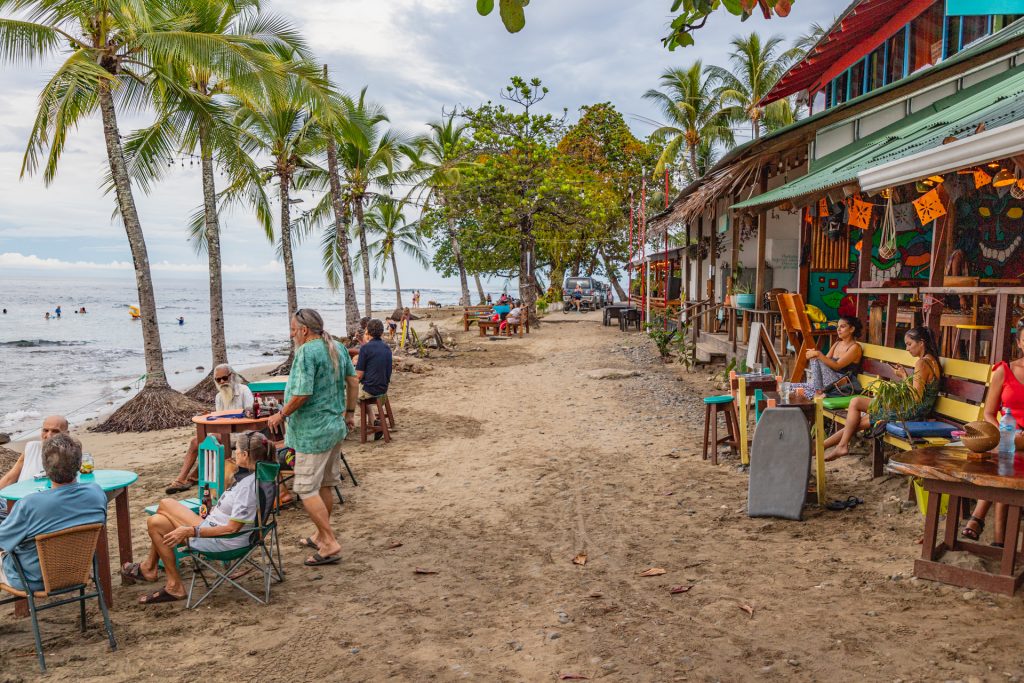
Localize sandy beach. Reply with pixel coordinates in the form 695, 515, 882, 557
2, 310, 1023, 682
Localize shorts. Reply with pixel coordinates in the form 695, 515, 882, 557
292, 441, 343, 499
359, 388, 386, 401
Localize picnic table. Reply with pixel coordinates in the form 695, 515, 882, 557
2, 469, 139, 609
887, 447, 1024, 595
193, 411, 274, 454
603, 304, 634, 326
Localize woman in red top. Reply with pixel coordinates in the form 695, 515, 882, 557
962, 320, 1024, 544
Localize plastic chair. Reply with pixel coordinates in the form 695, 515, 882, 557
183, 461, 284, 608
0, 523, 117, 672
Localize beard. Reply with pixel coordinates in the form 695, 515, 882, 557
217, 382, 235, 406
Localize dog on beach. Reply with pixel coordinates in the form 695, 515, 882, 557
427, 300, 443, 309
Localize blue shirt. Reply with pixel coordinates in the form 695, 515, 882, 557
0, 482, 107, 592
355, 338, 393, 397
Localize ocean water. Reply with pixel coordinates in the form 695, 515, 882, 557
0, 274, 464, 438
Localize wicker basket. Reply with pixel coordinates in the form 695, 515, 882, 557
963, 421, 999, 453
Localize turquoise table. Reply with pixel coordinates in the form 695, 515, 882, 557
2, 469, 139, 609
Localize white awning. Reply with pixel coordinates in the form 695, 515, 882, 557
858, 118, 1024, 193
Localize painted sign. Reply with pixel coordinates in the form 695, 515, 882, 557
947, 0, 1024, 15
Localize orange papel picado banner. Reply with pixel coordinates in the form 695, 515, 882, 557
974, 168, 993, 189
913, 188, 947, 225
848, 197, 873, 229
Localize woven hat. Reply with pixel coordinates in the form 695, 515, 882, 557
962, 421, 999, 453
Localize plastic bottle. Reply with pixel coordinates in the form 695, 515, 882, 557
999, 408, 1017, 455
253, 392, 262, 418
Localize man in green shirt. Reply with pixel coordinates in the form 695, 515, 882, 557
268, 309, 357, 566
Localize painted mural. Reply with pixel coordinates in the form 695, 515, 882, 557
953, 189, 1024, 278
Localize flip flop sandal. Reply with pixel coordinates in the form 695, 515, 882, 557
304, 552, 342, 567
298, 536, 319, 550
165, 481, 191, 494
139, 587, 185, 605
826, 496, 865, 511
120, 562, 153, 585
961, 515, 985, 541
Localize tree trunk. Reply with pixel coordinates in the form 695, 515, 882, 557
186, 125, 228, 403
473, 272, 485, 305
98, 83, 168, 390
519, 217, 538, 322
279, 175, 298, 322
599, 243, 627, 301
94, 81, 205, 432
354, 197, 373, 314
689, 144, 699, 180
449, 219, 471, 306
550, 263, 565, 298
391, 247, 403, 309
325, 133, 361, 336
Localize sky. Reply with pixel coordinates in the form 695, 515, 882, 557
0, 0, 839, 290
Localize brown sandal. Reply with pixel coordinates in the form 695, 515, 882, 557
165, 480, 192, 494
138, 587, 185, 604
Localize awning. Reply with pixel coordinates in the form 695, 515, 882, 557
858, 118, 1024, 192
733, 64, 1024, 211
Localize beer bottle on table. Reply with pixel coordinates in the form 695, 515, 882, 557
253, 393, 262, 418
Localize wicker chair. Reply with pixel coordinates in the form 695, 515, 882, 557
0, 522, 117, 672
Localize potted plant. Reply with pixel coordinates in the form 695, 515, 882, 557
867, 376, 919, 443
733, 282, 755, 309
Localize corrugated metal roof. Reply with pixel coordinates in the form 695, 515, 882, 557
732, 64, 1024, 210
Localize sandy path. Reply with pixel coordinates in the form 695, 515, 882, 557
3, 311, 1024, 681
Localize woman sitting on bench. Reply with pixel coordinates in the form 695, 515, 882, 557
805, 315, 863, 393
962, 319, 1024, 544
823, 326, 942, 461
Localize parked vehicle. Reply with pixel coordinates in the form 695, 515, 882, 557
562, 276, 605, 312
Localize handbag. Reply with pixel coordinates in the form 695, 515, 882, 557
823, 374, 861, 398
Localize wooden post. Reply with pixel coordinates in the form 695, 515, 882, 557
754, 168, 769, 307
924, 185, 952, 337
710, 206, 718, 309
993, 293, 1012, 363
856, 208, 875, 326
695, 214, 704, 341
798, 208, 811, 301
628, 190, 634, 306
684, 221, 691, 304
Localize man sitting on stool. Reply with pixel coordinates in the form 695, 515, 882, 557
165, 364, 253, 494
0, 415, 69, 522
356, 319, 393, 440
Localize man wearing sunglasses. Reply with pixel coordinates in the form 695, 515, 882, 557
165, 364, 253, 494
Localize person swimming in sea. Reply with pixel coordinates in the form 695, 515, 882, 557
177, 316, 185, 325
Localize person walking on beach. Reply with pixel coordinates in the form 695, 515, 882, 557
267, 308, 357, 567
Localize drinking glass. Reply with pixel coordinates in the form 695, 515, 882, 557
80, 452, 95, 479
780, 382, 791, 404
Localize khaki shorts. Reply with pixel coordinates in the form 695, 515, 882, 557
358, 388, 386, 401
292, 441, 343, 499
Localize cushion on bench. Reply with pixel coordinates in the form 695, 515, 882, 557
884, 421, 958, 439
821, 396, 855, 411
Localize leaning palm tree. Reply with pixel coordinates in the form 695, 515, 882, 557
334, 88, 411, 314
235, 99, 319, 372
0, 0, 274, 430
121, 0, 322, 401
643, 63, 735, 178
406, 113, 477, 306
706, 32, 801, 139
357, 198, 429, 310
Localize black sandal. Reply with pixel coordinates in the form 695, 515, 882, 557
961, 515, 985, 541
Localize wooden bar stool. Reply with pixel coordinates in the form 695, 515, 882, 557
359, 395, 395, 443
702, 395, 739, 465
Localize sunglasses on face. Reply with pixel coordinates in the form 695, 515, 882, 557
215, 375, 231, 383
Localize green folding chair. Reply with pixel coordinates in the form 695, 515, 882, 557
0, 523, 117, 672
183, 461, 284, 608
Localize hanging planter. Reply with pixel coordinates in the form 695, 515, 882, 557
878, 189, 898, 261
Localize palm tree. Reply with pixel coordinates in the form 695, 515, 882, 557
121, 0, 319, 401
706, 32, 801, 140
356, 198, 429, 310
792, 21, 829, 57
334, 89, 411, 314
643, 63, 734, 178
406, 114, 477, 306
235, 100, 319, 371
0, 0, 274, 430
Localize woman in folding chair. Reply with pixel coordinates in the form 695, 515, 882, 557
123, 432, 275, 605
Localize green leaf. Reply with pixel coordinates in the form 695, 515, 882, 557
477, 0, 495, 16
721, 0, 743, 14
499, 0, 526, 33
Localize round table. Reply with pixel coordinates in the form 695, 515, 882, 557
1, 469, 138, 610
887, 447, 1024, 595
193, 412, 274, 453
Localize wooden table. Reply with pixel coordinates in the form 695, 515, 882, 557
2, 469, 138, 610
887, 447, 1024, 595
756, 391, 816, 419
603, 304, 634, 326
193, 413, 272, 454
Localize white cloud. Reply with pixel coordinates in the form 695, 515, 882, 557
0, 252, 282, 274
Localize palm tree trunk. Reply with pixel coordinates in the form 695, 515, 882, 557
449, 220, 471, 306
325, 134, 361, 336
97, 83, 168, 390
95, 81, 205, 432
186, 126, 228, 402
354, 197, 373, 314
280, 175, 298, 323
473, 272, 485, 305
391, 248, 403, 309
689, 144, 699, 180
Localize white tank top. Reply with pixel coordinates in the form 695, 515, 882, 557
19, 441, 43, 483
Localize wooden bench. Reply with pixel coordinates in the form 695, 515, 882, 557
463, 306, 493, 331
478, 319, 502, 336
502, 315, 530, 337
820, 343, 992, 477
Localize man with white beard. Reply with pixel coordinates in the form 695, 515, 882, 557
165, 364, 254, 494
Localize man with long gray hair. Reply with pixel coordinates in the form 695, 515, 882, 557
268, 308, 357, 567
0, 433, 106, 593
165, 364, 253, 494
